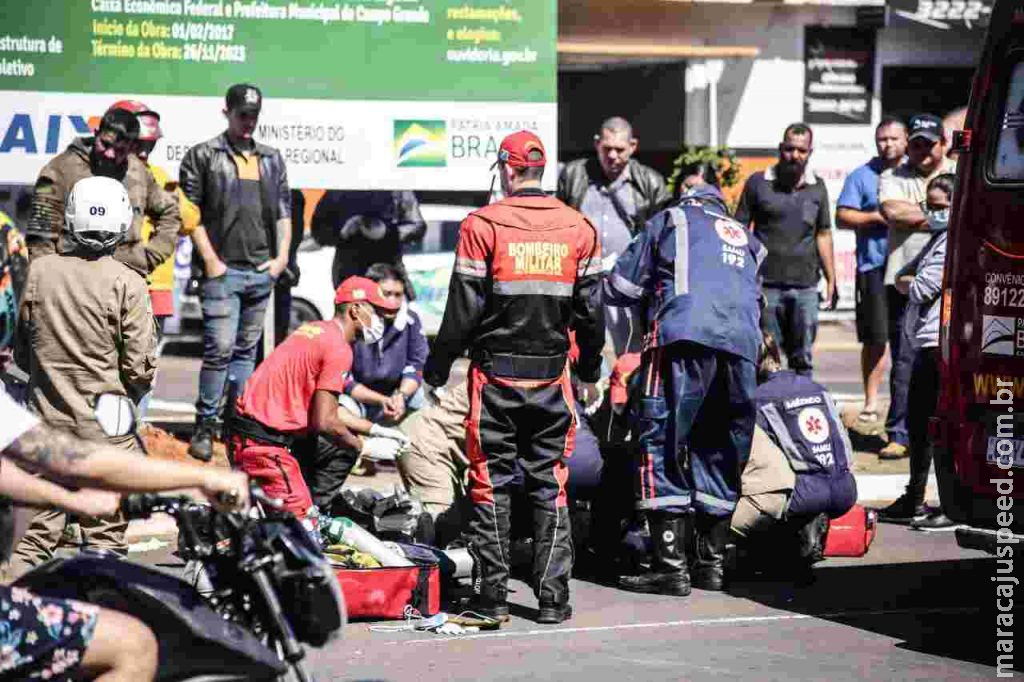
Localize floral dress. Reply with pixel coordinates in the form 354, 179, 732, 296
0, 586, 99, 681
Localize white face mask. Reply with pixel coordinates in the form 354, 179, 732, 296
361, 310, 385, 344
925, 207, 949, 232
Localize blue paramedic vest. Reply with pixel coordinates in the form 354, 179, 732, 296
606, 187, 765, 363
754, 371, 857, 518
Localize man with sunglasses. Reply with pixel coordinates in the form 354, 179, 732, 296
736, 123, 837, 378
24, 108, 181, 276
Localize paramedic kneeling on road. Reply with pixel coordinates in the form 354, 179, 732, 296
423, 131, 605, 625
731, 333, 857, 581
229, 276, 408, 517
606, 185, 764, 597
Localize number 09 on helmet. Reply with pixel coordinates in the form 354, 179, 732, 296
64, 176, 134, 252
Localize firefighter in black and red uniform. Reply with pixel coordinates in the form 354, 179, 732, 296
423, 131, 605, 625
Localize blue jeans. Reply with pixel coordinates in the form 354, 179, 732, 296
763, 286, 819, 377
196, 268, 274, 421
885, 286, 913, 447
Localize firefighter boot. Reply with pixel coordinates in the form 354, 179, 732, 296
618, 512, 691, 597
692, 514, 730, 591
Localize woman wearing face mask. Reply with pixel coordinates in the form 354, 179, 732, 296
226, 276, 411, 516
342, 263, 429, 426
880, 173, 957, 530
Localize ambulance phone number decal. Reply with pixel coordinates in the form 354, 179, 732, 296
980, 272, 1024, 357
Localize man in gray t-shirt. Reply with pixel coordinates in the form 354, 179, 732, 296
876, 113, 956, 465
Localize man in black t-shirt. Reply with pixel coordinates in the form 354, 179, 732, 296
179, 83, 292, 461
735, 123, 836, 377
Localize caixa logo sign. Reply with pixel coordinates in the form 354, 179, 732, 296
0, 113, 93, 155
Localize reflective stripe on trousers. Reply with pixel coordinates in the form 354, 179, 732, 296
634, 342, 756, 517
464, 363, 576, 605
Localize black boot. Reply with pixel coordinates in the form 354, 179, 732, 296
188, 420, 216, 462
465, 594, 511, 623
692, 515, 730, 591
537, 602, 573, 624
618, 512, 691, 596
466, 494, 514, 622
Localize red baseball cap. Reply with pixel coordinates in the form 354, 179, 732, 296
334, 276, 400, 312
497, 130, 547, 168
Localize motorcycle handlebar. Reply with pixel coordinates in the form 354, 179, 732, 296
121, 493, 193, 520
121, 485, 272, 520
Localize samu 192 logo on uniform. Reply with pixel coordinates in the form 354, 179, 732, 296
798, 407, 831, 444
715, 218, 748, 268
714, 218, 748, 247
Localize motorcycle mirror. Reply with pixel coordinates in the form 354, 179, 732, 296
94, 393, 137, 438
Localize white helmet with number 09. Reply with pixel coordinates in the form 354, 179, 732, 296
64, 176, 133, 253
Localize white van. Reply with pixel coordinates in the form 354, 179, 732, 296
289, 203, 473, 336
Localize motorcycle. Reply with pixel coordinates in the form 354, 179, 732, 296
14, 395, 346, 681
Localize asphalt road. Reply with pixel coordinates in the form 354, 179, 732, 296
130, 522, 1007, 681
135, 321, 1017, 680
310, 528, 1004, 682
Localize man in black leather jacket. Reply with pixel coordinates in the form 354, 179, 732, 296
179, 83, 292, 462
557, 117, 669, 357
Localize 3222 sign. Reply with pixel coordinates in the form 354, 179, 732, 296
889, 0, 993, 30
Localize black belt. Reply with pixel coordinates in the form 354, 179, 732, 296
472, 351, 567, 381
225, 413, 295, 448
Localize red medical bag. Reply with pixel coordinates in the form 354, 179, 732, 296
823, 505, 877, 557
334, 560, 440, 620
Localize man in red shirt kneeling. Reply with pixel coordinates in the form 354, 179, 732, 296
229, 276, 407, 516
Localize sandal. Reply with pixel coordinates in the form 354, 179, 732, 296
857, 410, 879, 423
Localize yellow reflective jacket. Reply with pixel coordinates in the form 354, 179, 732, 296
143, 164, 200, 292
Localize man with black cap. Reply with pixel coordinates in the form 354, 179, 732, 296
180, 83, 292, 462
423, 131, 605, 624
875, 114, 956, 476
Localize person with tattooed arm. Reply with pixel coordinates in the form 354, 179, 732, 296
0, 173, 249, 681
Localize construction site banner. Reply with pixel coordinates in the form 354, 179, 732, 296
0, 0, 557, 190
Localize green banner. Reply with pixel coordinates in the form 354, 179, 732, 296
0, 1, 556, 102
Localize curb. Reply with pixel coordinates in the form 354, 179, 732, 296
856, 473, 938, 505
125, 513, 178, 544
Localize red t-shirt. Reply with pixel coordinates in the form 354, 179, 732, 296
238, 320, 352, 433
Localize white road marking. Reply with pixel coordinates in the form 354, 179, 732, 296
392, 607, 978, 645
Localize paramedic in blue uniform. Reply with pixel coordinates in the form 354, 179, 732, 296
606, 185, 765, 596
734, 334, 858, 582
